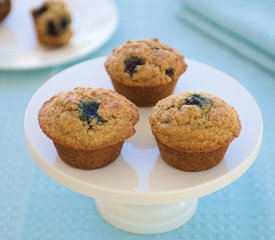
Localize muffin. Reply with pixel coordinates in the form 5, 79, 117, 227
105, 38, 188, 107
31, 1, 72, 47
38, 87, 139, 169
0, 0, 11, 22
149, 92, 241, 171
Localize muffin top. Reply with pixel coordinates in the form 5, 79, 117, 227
105, 38, 188, 87
38, 87, 139, 150
149, 92, 241, 152
32, 1, 72, 37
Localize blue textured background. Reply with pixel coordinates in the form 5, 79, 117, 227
0, 0, 274, 239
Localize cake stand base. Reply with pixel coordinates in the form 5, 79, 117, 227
95, 199, 198, 234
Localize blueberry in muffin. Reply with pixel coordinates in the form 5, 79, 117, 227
79, 100, 107, 128
184, 93, 212, 108
124, 57, 146, 76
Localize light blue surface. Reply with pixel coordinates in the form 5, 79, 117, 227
0, 0, 274, 239
184, 0, 275, 54
181, 0, 275, 74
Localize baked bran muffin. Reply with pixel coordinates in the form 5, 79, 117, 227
31, 1, 72, 47
0, 0, 11, 22
105, 38, 188, 106
38, 87, 139, 169
149, 92, 241, 171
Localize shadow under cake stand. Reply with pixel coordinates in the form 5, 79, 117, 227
24, 57, 263, 234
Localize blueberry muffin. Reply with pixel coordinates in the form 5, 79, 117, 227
31, 1, 72, 47
38, 87, 139, 169
149, 92, 241, 171
105, 38, 188, 106
0, 0, 11, 22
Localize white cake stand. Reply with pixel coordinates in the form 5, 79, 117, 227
24, 57, 263, 234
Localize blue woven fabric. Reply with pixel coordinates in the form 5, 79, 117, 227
0, 0, 274, 239
181, 0, 275, 73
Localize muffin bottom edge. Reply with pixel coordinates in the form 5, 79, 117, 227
54, 141, 124, 170
35, 29, 73, 47
111, 77, 178, 107
156, 140, 229, 172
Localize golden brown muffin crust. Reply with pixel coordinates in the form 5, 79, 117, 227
38, 87, 139, 150
149, 92, 241, 152
105, 38, 187, 87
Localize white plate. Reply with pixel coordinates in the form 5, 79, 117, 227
0, 0, 118, 70
24, 57, 263, 205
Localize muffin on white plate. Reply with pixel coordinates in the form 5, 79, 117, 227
31, 1, 73, 47
38, 87, 139, 169
105, 38, 188, 106
149, 92, 241, 171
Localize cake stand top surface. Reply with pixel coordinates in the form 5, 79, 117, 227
24, 57, 263, 205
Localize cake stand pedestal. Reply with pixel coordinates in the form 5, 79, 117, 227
24, 57, 263, 234
96, 200, 198, 234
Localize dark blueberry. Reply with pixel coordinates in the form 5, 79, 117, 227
124, 57, 145, 76
165, 68, 174, 77
47, 20, 59, 36
32, 5, 48, 18
60, 17, 69, 29
184, 94, 211, 108
79, 101, 106, 127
